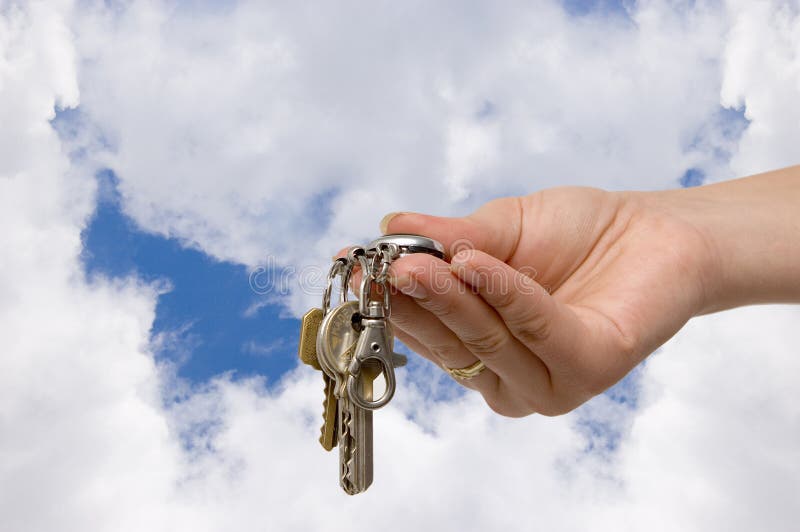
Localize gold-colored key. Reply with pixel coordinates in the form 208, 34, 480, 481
299, 308, 323, 370
298, 307, 339, 451
320, 374, 338, 451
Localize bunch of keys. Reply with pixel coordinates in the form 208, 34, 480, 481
298, 234, 445, 495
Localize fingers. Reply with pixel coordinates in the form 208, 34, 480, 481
380, 197, 523, 262
348, 262, 500, 395
449, 249, 595, 404
348, 258, 509, 402
332, 240, 577, 414
388, 253, 553, 414
387, 292, 497, 394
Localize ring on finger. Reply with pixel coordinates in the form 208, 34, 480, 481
443, 360, 487, 380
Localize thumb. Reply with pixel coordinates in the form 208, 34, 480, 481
379, 197, 523, 261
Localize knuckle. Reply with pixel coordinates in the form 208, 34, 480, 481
483, 382, 535, 418
518, 386, 552, 416
428, 342, 463, 365
483, 393, 516, 417
460, 327, 509, 359
541, 384, 592, 416
506, 309, 552, 346
489, 285, 517, 310
417, 296, 457, 320
536, 394, 575, 417
497, 285, 551, 346
536, 403, 570, 417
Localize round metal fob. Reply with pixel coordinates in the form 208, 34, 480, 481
316, 301, 361, 382
367, 234, 445, 259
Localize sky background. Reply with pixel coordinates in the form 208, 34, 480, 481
1, 1, 799, 531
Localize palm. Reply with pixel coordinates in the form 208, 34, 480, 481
505, 188, 707, 390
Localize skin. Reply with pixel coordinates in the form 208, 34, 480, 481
341, 165, 800, 417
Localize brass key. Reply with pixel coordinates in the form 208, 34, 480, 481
298, 307, 338, 451
298, 307, 323, 371
319, 374, 338, 451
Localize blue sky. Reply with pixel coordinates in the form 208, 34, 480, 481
77, 164, 455, 393
563, 0, 631, 17
80, 169, 301, 383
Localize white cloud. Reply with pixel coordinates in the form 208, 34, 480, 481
1, 1, 799, 531
0, 4, 182, 531
604, 306, 800, 532
721, 0, 800, 176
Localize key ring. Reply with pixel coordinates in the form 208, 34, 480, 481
322, 258, 347, 315
346, 301, 397, 410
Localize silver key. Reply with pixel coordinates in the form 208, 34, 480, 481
316, 301, 374, 494
316, 301, 360, 398
338, 369, 376, 494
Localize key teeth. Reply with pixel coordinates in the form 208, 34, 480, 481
339, 406, 358, 494
320, 378, 329, 436
318, 393, 328, 447
344, 407, 359, 493
319, 377, 337, 451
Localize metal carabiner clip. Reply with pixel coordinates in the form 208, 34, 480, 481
346, 301, 402, 410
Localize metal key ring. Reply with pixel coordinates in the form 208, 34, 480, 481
346, 359, 396, 410
366, 234, 445, 260
340, 246, 363, 305
345, 301, 397, 410
322, 258, 347, 315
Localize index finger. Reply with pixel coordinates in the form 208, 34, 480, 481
380, 197, 524, 262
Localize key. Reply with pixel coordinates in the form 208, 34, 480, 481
338, 364, 378, 495
298, 307, 323, 371
316, 301, 371, 493
308, 234, 445, 494
298, 307, 338, 451
316, 302, 361, 399
319, 374, 338, 451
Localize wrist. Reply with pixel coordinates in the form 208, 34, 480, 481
644, 166, 800, 315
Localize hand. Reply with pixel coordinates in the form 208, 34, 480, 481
369, 187, 715, 417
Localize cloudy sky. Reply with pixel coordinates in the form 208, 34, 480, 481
1, 0, 799, 530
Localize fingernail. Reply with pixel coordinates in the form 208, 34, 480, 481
392, 273, 428, 299
379, 212, 412, 234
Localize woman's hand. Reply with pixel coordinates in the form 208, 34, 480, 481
341, 165, 799, 417
372, 187, 716, 417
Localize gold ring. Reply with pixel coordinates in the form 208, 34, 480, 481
444, 360, 486, 380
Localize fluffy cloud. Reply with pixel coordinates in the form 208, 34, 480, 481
721, 0, 800, 175
0, 3, 181, 531
1, 1, 799, 531
606, 306, 800, 532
